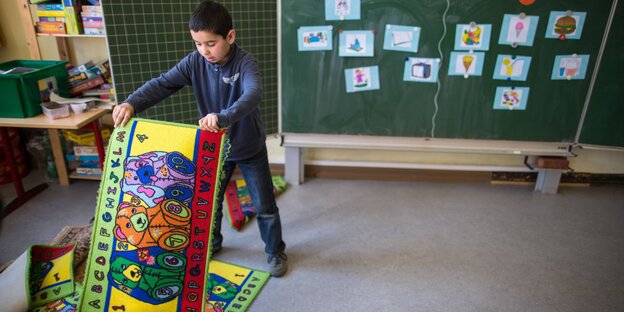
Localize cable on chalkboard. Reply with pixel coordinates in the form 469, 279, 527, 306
431, 0, 451, 138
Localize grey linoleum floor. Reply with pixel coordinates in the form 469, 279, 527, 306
1, 172, 623, 312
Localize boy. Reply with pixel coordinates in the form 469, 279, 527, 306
111, 0, 288, 277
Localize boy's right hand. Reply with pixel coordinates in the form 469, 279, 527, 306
112, 103, 135, 128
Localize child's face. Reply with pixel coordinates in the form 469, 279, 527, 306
190, 29, 236, 65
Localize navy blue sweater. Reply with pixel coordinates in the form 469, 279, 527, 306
124, 44, 265, 161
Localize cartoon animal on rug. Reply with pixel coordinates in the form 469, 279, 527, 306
109, 252, 186, 302
207, 275, 239, 301
114, 198, 192, 251
121, 151, 196, 207
205, 303, 225, 312
41, 298, 77, 312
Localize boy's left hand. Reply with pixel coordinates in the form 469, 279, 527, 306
199, 113, 220, 132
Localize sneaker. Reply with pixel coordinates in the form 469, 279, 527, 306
267, 252, 288, 277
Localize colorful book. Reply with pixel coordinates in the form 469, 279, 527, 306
38, 16, 65, 22
84, 27, 106, 35
35, 21, 67, 34
36, 10, 65, 17
83, 20, 104, 28
63, 1, 84, 35
37, 4, 63, 11
75, 167, 102, 175
67, 60, 94, 77
73, 145, 101, 156
82, 5, 103, 14
66, 153, 100, 161
69, 75, 104, 95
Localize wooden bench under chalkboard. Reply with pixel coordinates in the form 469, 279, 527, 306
282, 133, 572, 194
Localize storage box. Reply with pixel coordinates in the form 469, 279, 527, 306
0, 60, 70, 118
62, 127, 110, 145
41, 102, 70, 119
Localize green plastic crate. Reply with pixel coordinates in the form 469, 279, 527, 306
0, 60, 70, 118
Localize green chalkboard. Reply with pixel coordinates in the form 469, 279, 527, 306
578, 1, 624, 148
281, 0, 614, 143
104, 0, 278, 132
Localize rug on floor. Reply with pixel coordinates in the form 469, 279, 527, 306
206, 260, 270, 312
80, 118, 228, 312
31, 283, 82, 312
224, 176, 287, 231
0, 244, 75, 312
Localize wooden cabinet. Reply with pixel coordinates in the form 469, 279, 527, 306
15, 0, 113, 181
17, 0, 109, 65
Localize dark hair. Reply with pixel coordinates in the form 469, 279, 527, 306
189, 0, 233, 38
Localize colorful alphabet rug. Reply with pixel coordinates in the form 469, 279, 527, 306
206, 260, 270, 312
224, 176, 287, 231
80, 118, 228, 312
0, 244, 75, 312
32, 284, 82, 312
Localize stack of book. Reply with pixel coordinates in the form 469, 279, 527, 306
35, 3, 66, 34
34, 1, 87, 35
63, 127, 111, 177
67, 60, 109, 96
81, 4, 104, 35
68, 145, 102, 176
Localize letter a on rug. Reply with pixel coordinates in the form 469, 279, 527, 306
80, 118, 228, 312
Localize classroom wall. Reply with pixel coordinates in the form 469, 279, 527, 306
2, 1, 622, 175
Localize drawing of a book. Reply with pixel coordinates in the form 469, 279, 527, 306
392, 31, 412, 47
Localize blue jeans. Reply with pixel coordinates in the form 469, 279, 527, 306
212, 144, 286, 256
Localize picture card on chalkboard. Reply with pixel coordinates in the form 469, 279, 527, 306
383, 24, 421, 53
298, 26, 333, 51
454, 23, 492, 51
545, 11, 586, 40
448, 51, 485, 77
498, 14, 539, 47
493, 86, 530, 110
551, 54, 590, 80
403, 57, 440, 83
493, 55, 532, 81
325, 0, 361, 21
339, 30, 375, 57
345, 66, 380, 92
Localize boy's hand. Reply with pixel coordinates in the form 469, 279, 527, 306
112, 103, 135, 128
199, 113, 220, 132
